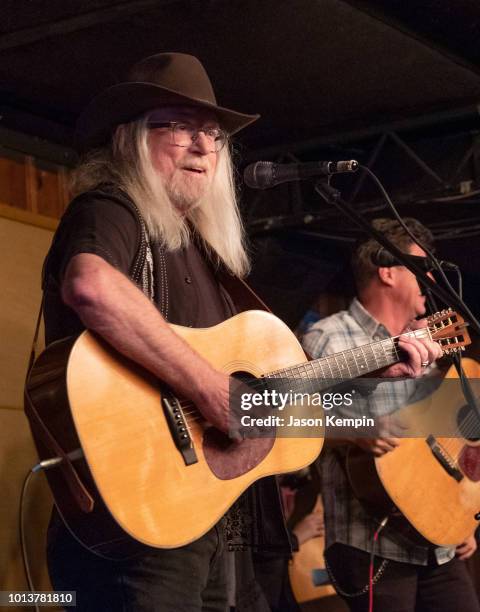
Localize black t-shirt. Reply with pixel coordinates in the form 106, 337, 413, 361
43, 186, 234, 345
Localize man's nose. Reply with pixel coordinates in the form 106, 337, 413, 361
190, 131, 211, 155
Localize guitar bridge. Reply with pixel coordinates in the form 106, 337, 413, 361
162, 392, 198, 466
426, 435, 463, 482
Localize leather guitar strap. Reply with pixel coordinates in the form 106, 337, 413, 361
24, 390, 95, 512
26, 294, 44, 376
217, 267, 272, 314
24, 292, 95, 511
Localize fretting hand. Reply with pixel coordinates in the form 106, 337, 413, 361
381, 319, 442, 379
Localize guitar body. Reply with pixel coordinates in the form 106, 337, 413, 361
26, 310, 324, 554
347, 358, 480, 546
289, 496, 335, 603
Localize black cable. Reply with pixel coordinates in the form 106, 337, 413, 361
19, 469, 40, 612
19, 456, 70, 612
360, 166, 455, 291
455, 268, 463, 301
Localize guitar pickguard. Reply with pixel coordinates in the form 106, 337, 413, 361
458, 445, 480, 482
203, 428, 274, 480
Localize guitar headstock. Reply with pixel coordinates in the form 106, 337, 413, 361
428, 309, 471, 355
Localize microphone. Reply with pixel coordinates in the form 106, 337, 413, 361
244, 159, 359, 189
372, 248, 458, 271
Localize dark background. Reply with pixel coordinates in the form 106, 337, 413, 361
2, 0, 480, 327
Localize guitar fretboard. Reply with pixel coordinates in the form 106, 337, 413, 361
265, 336, 401, 393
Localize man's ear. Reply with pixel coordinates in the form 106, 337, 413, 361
377, 266, 395, 287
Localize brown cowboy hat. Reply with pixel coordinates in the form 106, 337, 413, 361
76, 52, 260, 151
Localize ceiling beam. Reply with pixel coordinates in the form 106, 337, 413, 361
0, 123, 76, 166
245, 104, 480, 161
0, 0, 180, 51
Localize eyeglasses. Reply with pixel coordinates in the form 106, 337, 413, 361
147, 121, 228, 153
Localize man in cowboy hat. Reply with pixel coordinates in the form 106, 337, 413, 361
40, 52, 442, 611
41, 52, 289, 612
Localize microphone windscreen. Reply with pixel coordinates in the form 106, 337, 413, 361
243, 162, 274, 189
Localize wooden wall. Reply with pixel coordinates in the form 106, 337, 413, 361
0, 147, 65, 609
0, 148, 68, 218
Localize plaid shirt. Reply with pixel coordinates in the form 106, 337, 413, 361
302, 297, 455, 565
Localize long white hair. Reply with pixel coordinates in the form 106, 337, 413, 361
71, 116, 250, 277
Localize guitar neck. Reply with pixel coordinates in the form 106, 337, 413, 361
266, 335, 404, 391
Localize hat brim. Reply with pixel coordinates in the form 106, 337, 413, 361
75, 81, 260, 152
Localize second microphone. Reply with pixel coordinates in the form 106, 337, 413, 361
244, 159, 359, 190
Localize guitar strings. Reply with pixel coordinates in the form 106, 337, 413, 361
179, 343, 432, 417
180, 345, 401, 418
181, 347, 401, 426
266, 327, 439, 379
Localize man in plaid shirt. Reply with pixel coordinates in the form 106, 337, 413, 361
302, 218, 479, 612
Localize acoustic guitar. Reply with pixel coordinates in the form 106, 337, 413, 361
347, 357, 480, 547
24, 309, 468, 556
289, 494, 336, 603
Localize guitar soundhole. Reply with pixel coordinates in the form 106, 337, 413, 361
203, 371, 275, 480
230, 371, 275, 438
231, 371, 257, 384
456, 403, 480, 482
457, 404, 480, 442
